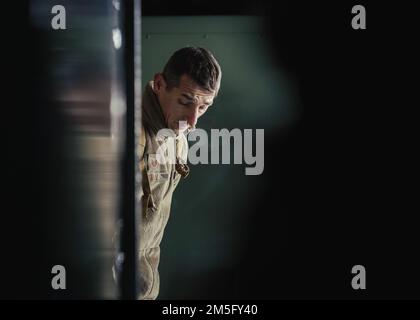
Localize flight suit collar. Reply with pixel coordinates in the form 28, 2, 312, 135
142, 81, 183, 141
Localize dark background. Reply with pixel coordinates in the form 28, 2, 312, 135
1, 0, 418, 299
145, 0, 419, 299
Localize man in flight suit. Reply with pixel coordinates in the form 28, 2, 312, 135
137, 47, 222, 299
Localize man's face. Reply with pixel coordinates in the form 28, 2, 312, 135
153, 73, 216, 135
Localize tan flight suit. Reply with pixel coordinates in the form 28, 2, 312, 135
137, 81, 189, 300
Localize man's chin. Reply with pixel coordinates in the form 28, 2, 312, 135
175, 128, 188, 136
171, 125, 188, 135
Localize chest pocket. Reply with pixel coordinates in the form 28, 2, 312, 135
140, 130, 190, 221
147, 153, 171, 199
141, 153, 168, 220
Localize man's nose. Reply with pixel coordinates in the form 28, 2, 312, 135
187, 107, 199, 128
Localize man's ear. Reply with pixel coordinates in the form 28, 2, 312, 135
153, 73, 166, 93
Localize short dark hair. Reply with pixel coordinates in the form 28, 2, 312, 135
162, 47, 222, 95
